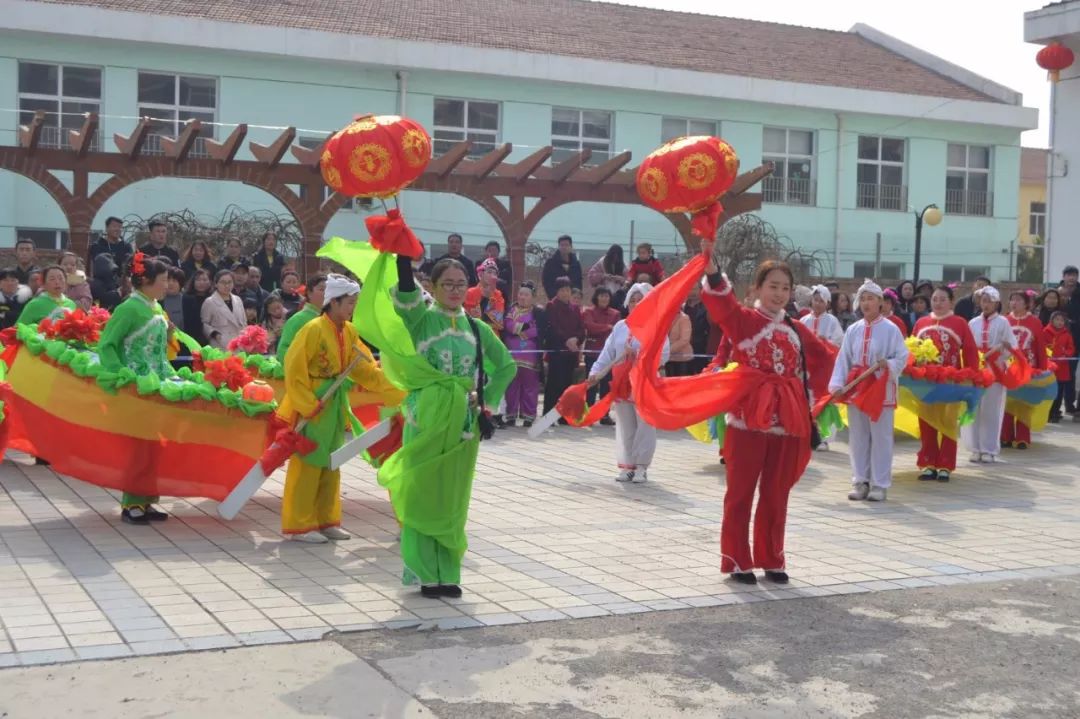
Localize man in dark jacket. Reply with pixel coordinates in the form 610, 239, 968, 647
953, 276, 991, 320
88, 253, 123, 311
139, 220, 181, 266
433, 233, 477, 286
89, 216, 133, 277
1061, 265, 1080, 414
542, 235, 584, 299
0, 269, 32, 329
483, 240, 513, 294
684, 282, 712, 373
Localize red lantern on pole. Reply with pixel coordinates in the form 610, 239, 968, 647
1037, 41, 1075, 83
320, 114, 431, 199
636, 136, 739, 242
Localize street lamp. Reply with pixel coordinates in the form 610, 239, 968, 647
912, 204, 943, 284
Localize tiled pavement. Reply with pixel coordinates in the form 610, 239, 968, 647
2, 419, 1079, 667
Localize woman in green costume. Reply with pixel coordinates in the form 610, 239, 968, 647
354, 252, 515, 598
18, 265, 76, 326
96, 254, 174, 524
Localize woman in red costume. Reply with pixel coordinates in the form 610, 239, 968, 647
911, 286, 979, 481
1002, 290, 1048, 448
698, 254, 835, 584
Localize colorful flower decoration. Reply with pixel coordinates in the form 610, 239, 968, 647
202, 356, 254, 392
38, 308, 110, 347
228, 325, 269, 355
131, 252, 146, 278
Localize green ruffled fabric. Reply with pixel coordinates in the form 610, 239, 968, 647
12, 323, 276, 416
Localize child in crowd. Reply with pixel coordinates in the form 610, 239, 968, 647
59, 252, 93, 311
627, 243, 664, 285
262, 295, 287, 354
1045, 311, 1076, 423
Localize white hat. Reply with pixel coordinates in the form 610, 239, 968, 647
976, 285, 1000, 303
856, 278, 883, 299
811, 284, 832, 305
626, 282, 653, 303
323, 273, 360, 306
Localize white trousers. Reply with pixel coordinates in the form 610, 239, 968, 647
612, 401, 657, 469
962, 384, 1006, 457
848, 406, 895, 488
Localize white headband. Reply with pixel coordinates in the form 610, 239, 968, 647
323, 273, 360, 306
977, 286, 1000, 303
627, 282, 654, 303
811, 284, 832, 305
856, 278, 883, 299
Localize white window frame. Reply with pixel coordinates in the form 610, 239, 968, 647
856, 135, 907, 211
853, 261, 903, 280
660, 116, 717, 143
17, 61, 102, 150
1029, 201, 1046, 238
551, 107, 613, 166
137, 71, 217, 156
762, 127, 816, 206
432, 97, 501, 158
946, 143, 993, 216
942, 265, 991, 283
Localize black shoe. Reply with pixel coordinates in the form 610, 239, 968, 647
493, 415, 507, 429
420, 585, 441, 598
1015, 442, 1029, 450
522, 420, 533, 428
144, 505, 169, 521
1000, 441, 1013, 449
121, 507, 150, 525
729, 572, 757, 585
764, 571, 789, 584
557, 418, 568, 426
937, 470, 951, 482
599, 416, 615, 426
439, 584, 463, 598
1049, 415, 1062, 424
919, 468, 938, 481
33, 457, 50, 466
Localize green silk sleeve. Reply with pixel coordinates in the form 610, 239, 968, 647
96, 301, 134, 372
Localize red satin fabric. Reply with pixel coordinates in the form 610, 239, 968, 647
987, 345, 1033, 390
558, 361, 631, 427
365, 209, 423, 258
821, 367, 889, 422
691, 202, 722, 241
626, 253, 810, 437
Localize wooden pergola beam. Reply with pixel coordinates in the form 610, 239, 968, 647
575, 150, 632, 186
429, 141, 472, 179
290, 133, 332, 170
500, 146, 552, 183
250, 127, 296, 169
725, 161, 775, 198
114, 117, 152, 160
68, 112, 99, 158
205, 123, 247, 165
161, 118, 202, 162
459, 143, 513, 180
18, 110, 46, 154
548, 148, 592, 185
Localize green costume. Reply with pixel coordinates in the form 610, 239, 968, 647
353, 252, 515, 587
97, 291, 174, 508
18, 293, 76, 326
276, 302, 320, 362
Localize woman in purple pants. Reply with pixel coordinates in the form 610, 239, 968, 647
503, 282, 543, 427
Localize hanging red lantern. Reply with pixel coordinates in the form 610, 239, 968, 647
320, 115, 431, 199
1037, 41, 1075, 83
636, 136, 739, 242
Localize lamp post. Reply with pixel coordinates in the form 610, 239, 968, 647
912, 204, 943, 284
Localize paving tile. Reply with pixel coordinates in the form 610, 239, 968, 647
75, 644, 135, 661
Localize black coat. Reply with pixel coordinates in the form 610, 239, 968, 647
433, 253, 477, 285
542, 253, 583, 299
253, 250, 286, 291
182, 293, 210, 347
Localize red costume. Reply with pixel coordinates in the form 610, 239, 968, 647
912, 313, 979, 471
1045, 324, 1076, 382
1001, 313, 1048, 445
627, 256, 665, 285
700, 276, 834, 574
886, 312, 908, 337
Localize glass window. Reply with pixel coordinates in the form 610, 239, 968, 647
853, 261, 903, 280
945, 144, 992, 216
17, 62, 102, 149
661, 117, 717, 143
856, 136, 906, 210
551, 107, 612, 165
136, 72, 217, 155
762, 127, 815, 206
1029, 201, 1046, 237
433, 98, 499, 157
15, 228, 69, 250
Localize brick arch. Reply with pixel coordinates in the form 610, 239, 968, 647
0, 153, 78, 234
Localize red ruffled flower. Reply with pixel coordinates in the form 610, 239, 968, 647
365, 209, 424, 258
228, 325, 269, 355
38, 308, 109, 346
203, 356, 253, 391
131, 252, 147, 278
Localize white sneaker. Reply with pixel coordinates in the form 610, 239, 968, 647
321, 526, 351, 541
289, 530, 329, 544
848, 483, 869, 501
982, 453, 997, 464
616, 469, 635, 482
817, 441, 830, 452
968, 452, 983, 464
632, 468, 648, 483
867, 486, 887, 502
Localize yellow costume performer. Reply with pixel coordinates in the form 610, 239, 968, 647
277, 275, 403, 542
